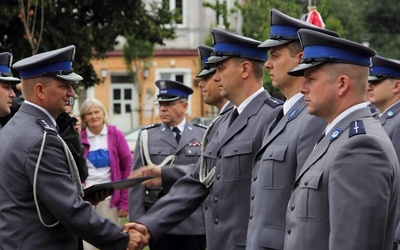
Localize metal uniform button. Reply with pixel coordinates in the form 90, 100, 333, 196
208, 150, 212, 155
287, 227, 291, 234
251, 194, 255, 200
213, 197, 219, 203
216, 174, 221, 180
304, 180, 309, 186
214, 219, 219, 224
253, 175, 257, 181
249, 214, 253, 220
290, 203, 295, 211
234, 147, 238, 152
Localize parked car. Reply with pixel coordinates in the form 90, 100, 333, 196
124, 128, 141, 153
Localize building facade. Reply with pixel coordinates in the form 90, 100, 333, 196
88, 0, 242, 133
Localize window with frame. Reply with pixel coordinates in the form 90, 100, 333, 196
163, 0, 185, 27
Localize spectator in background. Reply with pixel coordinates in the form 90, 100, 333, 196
80, 98, 132, 250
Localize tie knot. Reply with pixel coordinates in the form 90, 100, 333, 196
172, 127, 181, 143
172, 127, 180, 133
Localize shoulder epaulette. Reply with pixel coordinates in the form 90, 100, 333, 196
264, 97, 284, 108
348, 120, 366, 138
193, 123, 208, 129
36, 118, 58, 134
141, 123, 161, 130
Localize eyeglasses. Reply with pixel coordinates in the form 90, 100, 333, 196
156, 100, 186, 108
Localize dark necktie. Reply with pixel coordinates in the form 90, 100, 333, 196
269, 108, 284, 133
172, 127, 181, 143
229, 109, 239, 127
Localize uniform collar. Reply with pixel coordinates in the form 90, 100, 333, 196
283, 92, 303, 115
25, 100, 57, 128
325, 102, 368, 135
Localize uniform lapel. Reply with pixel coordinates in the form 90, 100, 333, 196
176, 122, 196, 152
262, 98, 307, 150
296, 108, 371, 181
160, 124, 177, 148
217, 91, 269, 150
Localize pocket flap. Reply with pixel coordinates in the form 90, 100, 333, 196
262, 143, 288, 161
299, 169, 323, 189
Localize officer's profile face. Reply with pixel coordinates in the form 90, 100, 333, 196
214, 58, 243, 100
199, 72, 221, 106
158, 99, 188, 126
265, 45, 302, 90
40, 78, 75, 119
0, 81, 16, 117
367, 78, 396, 109
301, 66, 338, 122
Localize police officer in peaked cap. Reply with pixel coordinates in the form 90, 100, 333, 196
259, 8, 339, 49
0, 52, 20, 125
246, 9, 338, 249
196, 44, 232, 113
129, 79, 207, 250
127, 27, 283, 249
367, 56, 400, 249
0, 45, 147, 249
284, 29, 398, 250
206, 28, 268, 64
197, 45, 217, 78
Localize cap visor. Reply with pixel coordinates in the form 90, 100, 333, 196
368, 76, 380, 82
196, 68, 216, 78
55, 72, 83, 82
157, 96, 181, 102
206, 55, 230, 64
258, 39, 292, 49
288, 62, 324, 76
0, 76, 21, 84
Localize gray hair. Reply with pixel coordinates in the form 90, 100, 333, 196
79, 98, 109, 128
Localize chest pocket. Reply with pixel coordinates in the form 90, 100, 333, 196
149, 146, 174, 165
259, 143, 288, 190
182, 146, 201, 164
221, 139, 253, 182
296, 169, 324, 220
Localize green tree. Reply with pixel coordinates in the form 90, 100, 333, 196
123, 36, 153, 127
0, 0, 176, 88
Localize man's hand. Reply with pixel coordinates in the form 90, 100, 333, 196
118, 208, 128, 218
129, 165, 162, 188
83, 189, 113, 205
123, 222, 151, 250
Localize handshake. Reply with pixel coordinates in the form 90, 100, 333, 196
123, 222, 151, 250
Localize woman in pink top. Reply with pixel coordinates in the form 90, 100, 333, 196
80, 98, 132, 250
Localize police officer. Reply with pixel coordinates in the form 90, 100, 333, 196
129, 79, 207, 250
367, 56, 400, 248
126, 28, 283, 250
246, 9, 338, 250
0, 45, 147, 249
284, 29, 399, 250
0, 52, 20, 129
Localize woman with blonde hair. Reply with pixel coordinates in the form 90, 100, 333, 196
80, 98, 132, 250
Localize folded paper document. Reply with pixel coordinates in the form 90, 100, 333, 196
84, 176, 154, 196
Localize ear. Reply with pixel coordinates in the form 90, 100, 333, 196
34, 82, 46, 99
392, 79, 400, 94
241, 61, 251, 78
297, 51, 304, 61
337, 75, 350, 96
